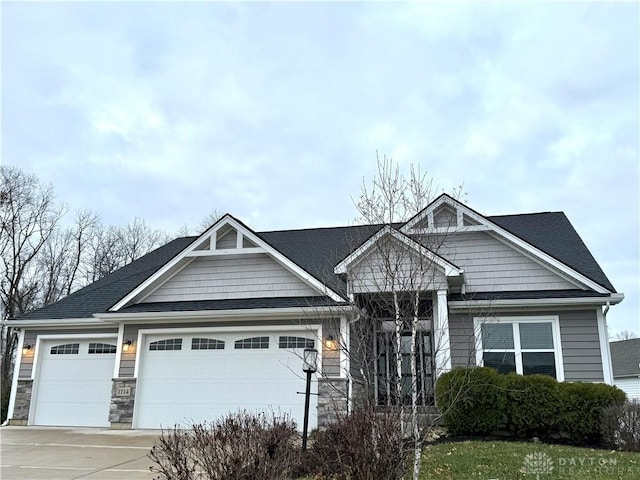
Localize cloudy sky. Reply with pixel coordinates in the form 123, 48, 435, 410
2, 1, 638, 335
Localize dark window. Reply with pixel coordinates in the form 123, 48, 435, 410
50, 343, 79, 355
278, 336, 314, 349
235, 336, 269, 349
88, 343, 117, 354
483, 352, 516, 374
149, 338, 182, 351
376, 331, 433, 406
480, 321, 558, 379
191, 338, 225, 350
481, 323, 514, 349
522, 352, 556, 377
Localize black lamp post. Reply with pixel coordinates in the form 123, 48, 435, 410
301, 347, 318, 451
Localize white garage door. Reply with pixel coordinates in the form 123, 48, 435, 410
135, 331, 319, 430
32, 338, 117, 427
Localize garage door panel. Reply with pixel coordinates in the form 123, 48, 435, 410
135, 332, 318, 429
41, 357, 114, 378
32, 338, 116, 427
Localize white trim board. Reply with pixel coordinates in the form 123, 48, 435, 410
132, 323, 323, 378
334, 225, 463, 277
94, 305, 352, 323
401, 195, 612, 294
112, 215, 345, 311
473, 315, 565, 382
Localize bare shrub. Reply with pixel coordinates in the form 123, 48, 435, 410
602, 399, 640, 452
149, 412, 299, 480
305, 406, 407, 480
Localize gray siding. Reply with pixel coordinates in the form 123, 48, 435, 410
323, 319, 341, 377
434, 205, 457, 228
433, 232, 577, 292
19, 328, 118, 379
349, 247, 448, 294
143, 253, 319, 303
448, 309, 604, 382
559, 309, 604, 381
448, 314, 476, 368
119, 324, 139, 377
216, 230, 237, 249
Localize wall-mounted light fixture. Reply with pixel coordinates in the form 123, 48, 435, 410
324, 335, 338, 350
123, 340, 133, 352
22, 344, 32, 355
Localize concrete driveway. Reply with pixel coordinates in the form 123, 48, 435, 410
0, 426, 161, 480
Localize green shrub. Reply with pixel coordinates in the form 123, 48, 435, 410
436, 367, 627, 445
435, 367, 507, 435
558, 382, 627, 444
504, 373, 562, 437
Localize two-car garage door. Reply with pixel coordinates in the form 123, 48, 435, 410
134, 331, 318, 429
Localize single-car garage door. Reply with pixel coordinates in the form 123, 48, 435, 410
32, 338, 117, 427
135, 331, 319, 429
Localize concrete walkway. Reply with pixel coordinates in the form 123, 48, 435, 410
0, 426, 161, 480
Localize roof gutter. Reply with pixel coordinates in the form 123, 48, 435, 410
2, 317, 110, 328
94, 305, 358, 323
449, 293, 624, 310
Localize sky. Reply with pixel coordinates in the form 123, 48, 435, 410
2, 1, 638, 336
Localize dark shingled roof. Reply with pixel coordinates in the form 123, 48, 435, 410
119, 296, 344, 313
448, 290, 612, 302
490, 212, 615, 292
17, 237, 195, 320
258, 224, 382, 296
15, 211, 616, 321
610, 339, 640, 378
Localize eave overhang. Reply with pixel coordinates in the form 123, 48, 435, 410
334, 225, 463, 279
94, 304, 356, 323
448, 292, 624, 310
402, 194, 614, 294
3, 317, 113, 328
111, 214, 345, 311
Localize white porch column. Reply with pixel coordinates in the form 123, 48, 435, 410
434, 289, 452, 377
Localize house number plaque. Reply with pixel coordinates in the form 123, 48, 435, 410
116, 386, 131, 396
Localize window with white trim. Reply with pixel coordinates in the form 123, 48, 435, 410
50, 343, 79, 355
149, 338, 182, 351
235, 336, 269, 349
476, 317, 562, 379
278, 336, 314, 349
88, 342, 117, 354
191, 338, 225, 350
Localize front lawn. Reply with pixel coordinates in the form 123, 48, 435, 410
420, 440, 640, 480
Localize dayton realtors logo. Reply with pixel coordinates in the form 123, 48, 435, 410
522, 451, 554, 479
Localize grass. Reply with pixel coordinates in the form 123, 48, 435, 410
420, 440, 640, 480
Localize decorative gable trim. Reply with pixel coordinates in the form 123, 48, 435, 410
333, 225, 463, 278
401, 195, 612, 294
110, 214, 345, 311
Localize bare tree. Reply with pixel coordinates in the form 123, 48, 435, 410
84, 218, 168, 283
611, 330, 638, 341
0, 165, 66, 421
38, 209, 101, 305
332, 154, 465, 480
176, 209, 221, 237
0, 166, 176, 422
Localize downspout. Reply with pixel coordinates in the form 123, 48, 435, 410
603, 301, 614, 385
